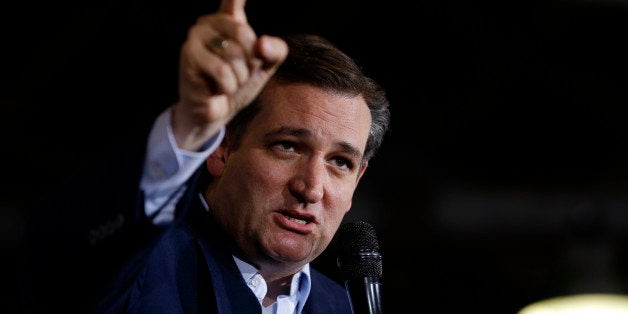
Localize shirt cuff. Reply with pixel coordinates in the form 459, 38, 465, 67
140, 107, 225, 218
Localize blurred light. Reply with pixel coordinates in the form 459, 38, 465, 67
519, 294, 628, 314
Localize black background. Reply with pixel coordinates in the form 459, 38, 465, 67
3, 0, 628, 312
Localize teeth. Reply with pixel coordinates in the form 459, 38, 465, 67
287, 217, 307, 225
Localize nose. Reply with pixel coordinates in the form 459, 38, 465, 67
289, 158, 325, 205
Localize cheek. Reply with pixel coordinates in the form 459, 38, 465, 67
329, 181, 358, 211
255, 156, 289, 183
235, 155, 289, 195
321, 185, 355, 233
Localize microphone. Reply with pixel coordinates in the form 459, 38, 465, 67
337, 221, 383, 314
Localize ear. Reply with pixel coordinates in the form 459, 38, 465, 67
205, 140, 230, 177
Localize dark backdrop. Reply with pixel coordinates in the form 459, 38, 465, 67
3, 0, 628, 313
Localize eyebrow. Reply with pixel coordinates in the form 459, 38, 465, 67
264, 126, 364, 160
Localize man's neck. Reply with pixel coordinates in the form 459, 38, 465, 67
262, 275, 292, 307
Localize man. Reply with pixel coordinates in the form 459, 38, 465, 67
21, 0, 390, 312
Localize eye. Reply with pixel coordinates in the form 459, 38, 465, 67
272, 140, 297, 153
330, 156, 355, 171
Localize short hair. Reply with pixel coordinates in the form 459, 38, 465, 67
227, 33, 391, 163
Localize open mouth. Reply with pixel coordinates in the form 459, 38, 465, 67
286, 216, 309, 225
281, 210, 315, 226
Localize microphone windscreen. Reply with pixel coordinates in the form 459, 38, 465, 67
337, 221, 383, 278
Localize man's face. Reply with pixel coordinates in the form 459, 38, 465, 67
205, 81, 372, 273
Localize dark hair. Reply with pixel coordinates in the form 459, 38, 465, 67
227, 33, 390, 163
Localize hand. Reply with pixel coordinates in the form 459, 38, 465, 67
172, 0, 288, 151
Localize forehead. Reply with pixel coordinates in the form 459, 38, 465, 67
251, 82, 372, 151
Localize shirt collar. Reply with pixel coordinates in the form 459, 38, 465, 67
233, 253, 312, 313
199, 193, 312, 312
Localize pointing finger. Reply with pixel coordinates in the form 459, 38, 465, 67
219, 0, 247, 22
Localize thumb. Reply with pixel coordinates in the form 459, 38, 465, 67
256, 35, 289, 67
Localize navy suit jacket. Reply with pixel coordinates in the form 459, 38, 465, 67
97, 188, 352, 313
20, 122, 352, 313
